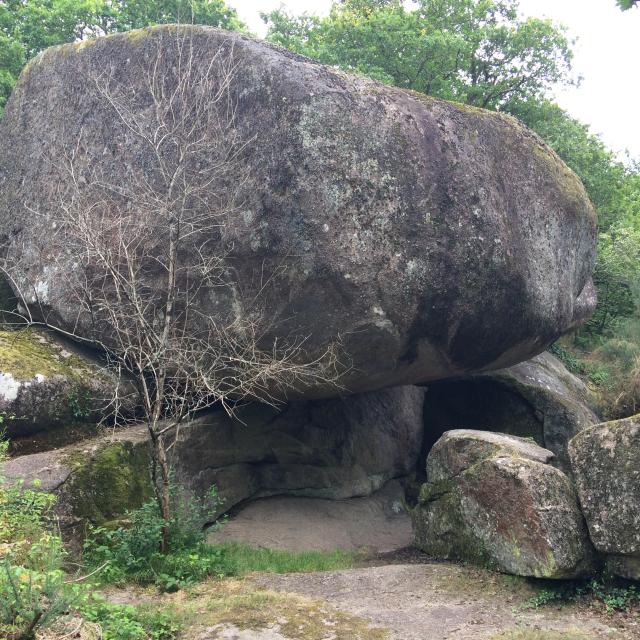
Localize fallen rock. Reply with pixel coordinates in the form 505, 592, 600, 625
569, 415, 640, 579
1, 424, 152, 531
0, 25, 597, 396
423, 352, 599, 471
0, 327, 133, 438
413, 430, 595, 578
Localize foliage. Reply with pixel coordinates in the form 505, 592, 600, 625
263, 0, 575, 110
84, 483, 224, 589
618, 0, 639, 10
524, 577, 640, 614
0, 439, 79, 639
80, 596, 179, 640
84, 480, 354, 591
0, 537, 78, 640
0, 0, 244, 113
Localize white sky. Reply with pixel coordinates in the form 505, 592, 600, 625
227, 0, 640, 161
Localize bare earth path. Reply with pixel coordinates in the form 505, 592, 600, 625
110, 494, 639, 639
254, 562, 636, 640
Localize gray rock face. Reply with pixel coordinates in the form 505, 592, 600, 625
569, 416, 640, 579
0, 26, 597, 396
173, 386, 425, 508
413, 430, 595, 578
0, 327, 133, 438
2, 385, 425, 531
423, 352, 599, 471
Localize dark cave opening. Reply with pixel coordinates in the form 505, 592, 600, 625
418, 378, 545, 480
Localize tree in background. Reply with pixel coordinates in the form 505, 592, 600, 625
0, 0, 244, 112
263, 0, 575, 110
618, 0, 639, 10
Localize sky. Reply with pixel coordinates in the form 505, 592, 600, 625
226, 0, 640, 161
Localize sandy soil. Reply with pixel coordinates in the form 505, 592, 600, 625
207, 480, 412, 553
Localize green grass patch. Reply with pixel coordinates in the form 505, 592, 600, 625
211, 541, 355, 576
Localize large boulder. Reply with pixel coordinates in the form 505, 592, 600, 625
422, 352, 599, 471
0, 25, 597, 396
0, 327, 133, 440
413, 430, 595, 578
2, 385, 425, 532
569, 416, 640, 579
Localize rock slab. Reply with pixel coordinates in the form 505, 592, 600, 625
413, 430, 595, 578
0, 25, 597, 396
0, 327, 132, 437
569, 416, 640, 579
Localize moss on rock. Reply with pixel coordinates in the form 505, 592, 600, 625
62, 439, 153, 526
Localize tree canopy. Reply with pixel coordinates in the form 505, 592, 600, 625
0, 0, 244, 111
263, 0, 576, 110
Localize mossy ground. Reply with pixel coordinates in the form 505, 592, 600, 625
110, 578, 388, 640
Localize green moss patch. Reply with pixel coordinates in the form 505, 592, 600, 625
0, 327, 101, 381
63, 440, 153, 526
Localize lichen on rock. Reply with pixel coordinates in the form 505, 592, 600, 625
413, 430, 596, 578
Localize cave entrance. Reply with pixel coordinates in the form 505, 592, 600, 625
418, 378, 544, 479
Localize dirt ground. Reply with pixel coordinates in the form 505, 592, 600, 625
110, 492, 640, 639
107, 561, 639, 640
207, 481, 412, 553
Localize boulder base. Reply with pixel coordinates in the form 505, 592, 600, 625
2, 386, 425, 532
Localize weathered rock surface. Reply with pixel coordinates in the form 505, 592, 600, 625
174, 386, 425, 508
413, 430, 595, 578
0, 25, 597, 396
0, 327, 132, 438
2, 386, 425, 531
422, 352, 599, 471
569, 416, 640, 579
1, 423, 153, 531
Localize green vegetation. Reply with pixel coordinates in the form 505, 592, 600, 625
523, 577, 639, 614
263, 0, 575, 110
2, 435, 354, 637
84, 486, 353, 591
0, 0, 244, 113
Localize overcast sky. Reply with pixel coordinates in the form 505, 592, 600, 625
226, 0, 640, 161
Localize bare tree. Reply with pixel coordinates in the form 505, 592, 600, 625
3, 27, 341, 551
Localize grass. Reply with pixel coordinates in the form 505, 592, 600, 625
141, 577, 389, 640
213, 541, 355, 575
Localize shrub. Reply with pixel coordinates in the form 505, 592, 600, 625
84, 483, 225, 590
524, 578, 640, 614
0, 438, 79, 639
80, 596, 179, 640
